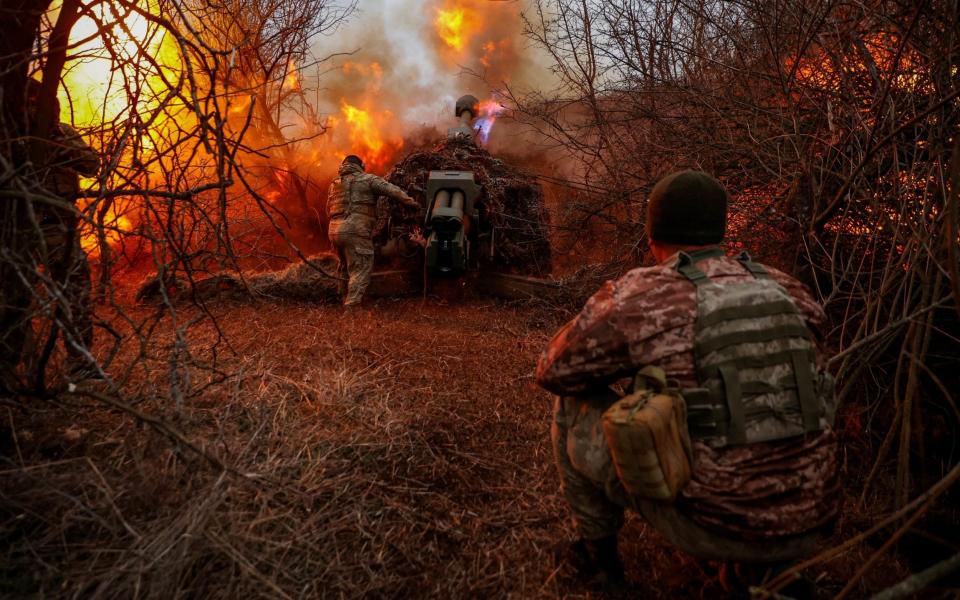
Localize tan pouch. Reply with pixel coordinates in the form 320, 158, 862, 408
602, 366, 693, 501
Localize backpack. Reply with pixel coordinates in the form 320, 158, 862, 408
678, 249, 836, 447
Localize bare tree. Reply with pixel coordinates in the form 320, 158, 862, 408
0, 0, 352, 398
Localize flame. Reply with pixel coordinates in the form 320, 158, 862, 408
337, 102, 402, 170
789, 32, 923, 93
480, 41, 497, 67
283, 62, 300, 91
55, 1, 183, 259
436, 7, 470, 51
78, 203, 134, 255
341, 103, 384, 154
474, 98, 504, 144
49, 0, 525, 267
433, 0, 516, 81
228, 93, 254, 116
58, 3, 179, 128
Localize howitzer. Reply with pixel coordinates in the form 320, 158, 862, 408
422, 170, 483, 274
368, 91, 555, 298
373, 160, 558, 298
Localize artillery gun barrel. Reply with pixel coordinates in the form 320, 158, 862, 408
450, 190, 465, 212
434, 189, 451, 209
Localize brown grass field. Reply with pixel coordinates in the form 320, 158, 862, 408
1, 297, 910, 598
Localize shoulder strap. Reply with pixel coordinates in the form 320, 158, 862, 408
736, 251, 769, 279
676, 251, 710, 286
676, 247, 725, 286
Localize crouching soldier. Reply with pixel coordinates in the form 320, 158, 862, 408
536, 171, 840, 593
326, 155, 418, 307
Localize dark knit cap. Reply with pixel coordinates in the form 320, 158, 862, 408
646, 170, 727, 245
343, 154, 364, 169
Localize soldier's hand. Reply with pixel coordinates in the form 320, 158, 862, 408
408, 228, 426, 247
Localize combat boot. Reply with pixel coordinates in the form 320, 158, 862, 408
556, 535, 630, 595
586, 535, 629, 594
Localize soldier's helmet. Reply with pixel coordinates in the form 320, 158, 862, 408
342, 154, 365, 170
646, 170, 727, 245
455, 94, 480, 119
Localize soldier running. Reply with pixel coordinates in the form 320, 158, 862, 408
537, 171, 840, 594
326, 155, 418, 307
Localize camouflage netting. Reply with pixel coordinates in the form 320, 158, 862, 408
136, 255, 342, 304
384, 137, 552, 276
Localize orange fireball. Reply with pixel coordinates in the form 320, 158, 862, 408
341, 103, 384, 154
337, 102, 403, 171
433, 0, 515, 78
436, 7, 469, 51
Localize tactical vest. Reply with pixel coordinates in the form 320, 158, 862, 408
328, 174, 377, 220
678, 249, 836, 447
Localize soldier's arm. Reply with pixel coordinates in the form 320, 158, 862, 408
57, 124, 99, 176
535, 280, 632, 396
325, 183, 336, 218
371, 176, 418, 208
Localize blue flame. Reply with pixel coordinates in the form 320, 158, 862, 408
474, 118, 495, 144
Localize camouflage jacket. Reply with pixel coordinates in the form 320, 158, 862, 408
40, 123, 99, 199
326, 162, 411, 238
537, 250, 840, 539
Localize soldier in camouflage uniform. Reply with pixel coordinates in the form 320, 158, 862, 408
537, 171, 840, 590
8, 80, 100, 381
42, 120, 99, 375
326, 155, 418, 307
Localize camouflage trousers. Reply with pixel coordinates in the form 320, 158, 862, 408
51, 230, 94, 363
328, 224, 374, 307
1, 214, 94, 387
40, 216, 94, 367
552, 394, 823, 563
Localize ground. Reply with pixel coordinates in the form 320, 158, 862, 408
1, 297, 906, 598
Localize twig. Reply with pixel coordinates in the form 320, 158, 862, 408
870, 552, 960, 600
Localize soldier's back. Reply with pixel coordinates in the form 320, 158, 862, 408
612, 253, 840, 539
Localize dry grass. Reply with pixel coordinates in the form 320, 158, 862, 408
1, 299, 566, 598
0, 298, 912, 598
